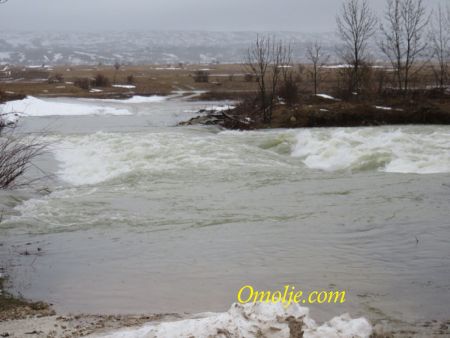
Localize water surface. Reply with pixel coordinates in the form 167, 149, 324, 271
0, 95, 449, 333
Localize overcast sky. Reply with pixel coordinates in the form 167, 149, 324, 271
0, 0, 445, 32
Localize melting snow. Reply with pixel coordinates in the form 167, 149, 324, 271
375, 106, 393, 111
113, 84, 136, 89
91, 303, 372, 338
315, 93, 338, 100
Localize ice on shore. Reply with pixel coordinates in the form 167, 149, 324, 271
92, 303, 372, 338
0, 96, 132, 118
0, 95, 168, 120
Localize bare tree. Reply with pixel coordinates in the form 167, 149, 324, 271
113, 61, 121, 84
276, 42, 296, 106
306, 42, 330, 95
380, 0, 430, 92
245, 35, 270, 121
336, 0, 377, 94
430, 4, 450, 90
245, 35, 291, 122
0, 0, 45, 190
0, 123, 46, 189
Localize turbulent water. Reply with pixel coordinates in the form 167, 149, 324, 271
0, 95, 449, 335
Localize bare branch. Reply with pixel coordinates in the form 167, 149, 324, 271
430, 4, 450, 89
306, 41, 330, 95
380, 0, 430, 92
244, 35, 292, 122
0, 119, 47, 189
336, 0, 377, 93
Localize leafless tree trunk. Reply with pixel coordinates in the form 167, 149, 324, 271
245, 35, 291, 123
278, 43, 300, 106
113, 61, 121, 84
245, 35, 270, 121
380, 0, 430, 92
306, 42, 330, 95
336, 0, 377, 94
431, 5, 450, 90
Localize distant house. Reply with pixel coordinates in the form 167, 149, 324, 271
0, 65, 12, 80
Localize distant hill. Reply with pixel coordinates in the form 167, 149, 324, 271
0, 31, 344, 65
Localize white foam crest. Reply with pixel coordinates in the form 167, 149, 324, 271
5, 187, 101, 231
91, 303, 372, 338
52, 131, 290, 186
0, 96, 132, 117
292, 127, 450, 174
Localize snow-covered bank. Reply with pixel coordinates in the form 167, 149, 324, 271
0, 95, 169, 119
0, 96, 132, 118
91, 303, 372, 338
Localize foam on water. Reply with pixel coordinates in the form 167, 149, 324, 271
51, 130, 292, 186
91, 303, 372, 338
292, 127, 450, 174
50, 126, 450, 187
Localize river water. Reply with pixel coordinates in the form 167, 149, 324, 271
0, 95, 449, 334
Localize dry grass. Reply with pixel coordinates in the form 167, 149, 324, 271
0, 64, 259, 99
0, 63, 445, 100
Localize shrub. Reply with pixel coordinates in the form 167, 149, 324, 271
278, 76, 299, 106
193, 70, 209, 83
74, 78, 91, 90
48, 73, 64, 84
94, 73, 111, 87
126, 75, 135, 85
244, 73, 255, 82
0, 123, 46, 189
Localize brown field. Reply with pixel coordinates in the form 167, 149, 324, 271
1, 63, 449, 129
0, 64, 260, 100
0, 63, 445, 100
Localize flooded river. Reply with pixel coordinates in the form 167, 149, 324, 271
0, 95, 449, 335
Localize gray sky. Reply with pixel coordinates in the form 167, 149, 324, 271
0, 0, 445, 32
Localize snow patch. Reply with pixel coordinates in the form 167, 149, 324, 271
112, 84, 136, 89
91, 303, 372, 338
0, 96, 132, 118
375, 106, 392, 111
315, 93, 338, 100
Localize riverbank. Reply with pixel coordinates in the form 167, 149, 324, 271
2, 64, 450, 130
0, 275, 54, 321
1, 294, 449, 337
182, 91, 450, 129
